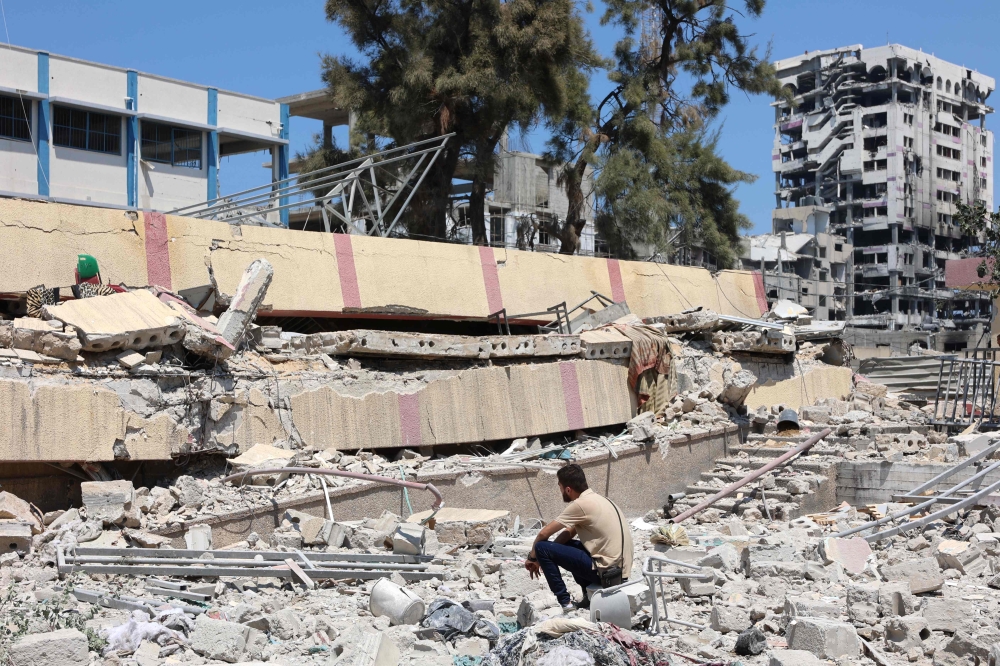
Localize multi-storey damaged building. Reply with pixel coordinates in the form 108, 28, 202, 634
771, 44, 994, 337
739, 206, 852, 321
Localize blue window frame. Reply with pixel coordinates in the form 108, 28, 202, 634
0, 94, 31, 142
141, 122, 202, 169
52, 106, 121, 155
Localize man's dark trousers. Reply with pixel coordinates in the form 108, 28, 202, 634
534, 539, 601, 605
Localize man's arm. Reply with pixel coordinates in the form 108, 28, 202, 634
528, 520, 575, 560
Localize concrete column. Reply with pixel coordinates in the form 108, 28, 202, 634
207, 89, 219, 202
126, 71, 138, 209
276, 103, 290, 227
36, 52, 49, 198
323, 123, 333, 150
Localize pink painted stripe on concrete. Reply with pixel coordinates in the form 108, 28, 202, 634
607, 259, 626, 303
752, 271, 768, 315
143, 211, 172, 290
478, 246, 504, 314
560, 362, 585, 431
333, 234, 362, 309
397, 393, 422, 448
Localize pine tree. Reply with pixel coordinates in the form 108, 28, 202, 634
321, 0, 599, 243
547, 0, 784, 262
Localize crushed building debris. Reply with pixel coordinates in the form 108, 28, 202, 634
3, 198, 1000, 665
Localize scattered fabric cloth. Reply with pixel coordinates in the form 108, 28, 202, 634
422, 598, 500, 641
536, 617, 598, 638
649, 524, 689, 546
537, 646, 595, 666
101, 611, 184, 656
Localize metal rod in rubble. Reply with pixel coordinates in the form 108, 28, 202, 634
834, 455, 1000, 539
219, 467, 444, 509
862, 476, 1000, 542
670, 428, 832, 524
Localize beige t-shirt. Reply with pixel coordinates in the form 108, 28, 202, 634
555, 489, 633, 578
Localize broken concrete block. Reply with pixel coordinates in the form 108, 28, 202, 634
710, 604, 750, 634
11, 317, 82, 361
172, 475, 204, 508
818, 537, 871, 574
719, 369, 757, 407
783, 597, 841, 622
43, 289, 185, 352
190, 614, 249, 663
148, 486, 177, 515
767, 650, 823, 666
266, 608, 302, 640
80, 480, 134, 526
697, 543, 741, 572
0, 491, 41, 535
936, 539, 987, 576
878, 580, 915, 618
879, 557, 943, 594
392, 523, 426, 555
846, 583, 880, 625
116, 351, 146, 369
285, 511, 334, 546
786, 617, 860, 660
884, 615, 930, 653
216, 259, 273, 347
185, 524, 213, 551
579, 328, 632, 360
0, 522, 32, 555
679, 573, 717, 597
921, 597, 964, 633
9, 627, 89, 666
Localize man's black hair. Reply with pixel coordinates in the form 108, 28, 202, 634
557, 464, 589, 493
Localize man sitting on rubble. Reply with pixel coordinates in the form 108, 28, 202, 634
524, 464, 633, 610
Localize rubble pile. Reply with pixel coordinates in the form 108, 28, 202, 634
5, 257, 1000, 666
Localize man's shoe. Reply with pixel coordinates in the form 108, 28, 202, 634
575, 597, 591, 610
559, 601, 575, 612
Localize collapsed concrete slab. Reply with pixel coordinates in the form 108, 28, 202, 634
291, 358, 633, 451
275, 329, 581, 360
0, 199, 765, 323
9, 318, 81, 361
743, 363, 853, 412
43, 289, 185, 352
216, 258, 273, 347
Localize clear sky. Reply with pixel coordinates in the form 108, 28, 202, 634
2, 0, 998, 234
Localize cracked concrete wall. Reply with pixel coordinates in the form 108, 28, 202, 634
0, 377, 187, 461
742, 363, 853, 412
0, 357, 634, 461
289, 359, 634, 451
0, 199, 764, 321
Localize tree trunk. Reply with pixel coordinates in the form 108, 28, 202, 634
469, 177, 488, 245
409, 136, 462, 239
556, 156, 590, 254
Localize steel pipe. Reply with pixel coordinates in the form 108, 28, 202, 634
835, 456, 1000, 538
671, 428, 832, 523
863, 475, 1000, 542
220, 466, 444, 509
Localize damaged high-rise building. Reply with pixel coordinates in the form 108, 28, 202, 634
771, 44, 994, 341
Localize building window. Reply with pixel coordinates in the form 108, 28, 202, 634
0, 94, 30, 142
140, 122, 202, 169
982, 135, 988, 147
903, 113, 914, 125
818, 296, 827, 307
537, 228, 550, 245
489, 215, 505, 246
834, 243, 843, 252
981, 177, 988, 189
819, 247, 827, 258
903, 137, 914, 149
982, 157, 988, 167
53, 106, 121, 155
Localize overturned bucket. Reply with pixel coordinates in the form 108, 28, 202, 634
370, 579, 426, 626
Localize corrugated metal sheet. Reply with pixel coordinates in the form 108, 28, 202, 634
858, 355, 956, 395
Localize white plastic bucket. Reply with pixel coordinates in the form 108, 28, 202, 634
369, 579, 426, 625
